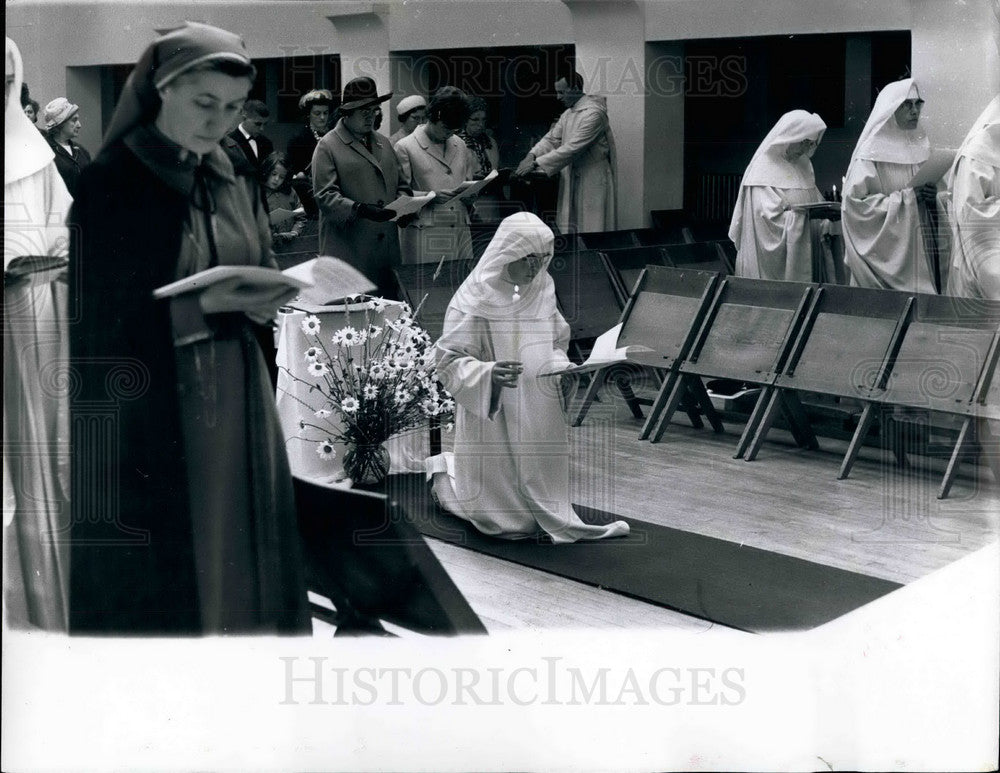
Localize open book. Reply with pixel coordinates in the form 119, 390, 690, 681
152, 265, 311, 300
385, 192, 436, 221
538, 323, 655, 377
152, 257, 375, 305
908, 148, 957, 187
5, 254, 69, 283
282, 256, 377, 305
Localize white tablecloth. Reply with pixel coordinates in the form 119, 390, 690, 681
275, 302, 429, 484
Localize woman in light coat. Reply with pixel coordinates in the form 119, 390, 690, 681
395, 87, 475, 265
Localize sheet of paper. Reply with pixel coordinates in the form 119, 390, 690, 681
153, 265, 310, 300
907, 148, 957, 187
452, 169, 499, 201
538, 323, 655, 377
385, 192, 437, 221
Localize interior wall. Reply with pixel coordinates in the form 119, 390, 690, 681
643, 41, 685, 213
909, 0, 1000, 149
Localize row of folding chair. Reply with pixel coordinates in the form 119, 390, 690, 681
571, 265, 1000, 499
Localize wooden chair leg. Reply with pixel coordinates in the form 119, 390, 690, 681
571, 366, 605, 427
939, 416, 974, 499
613, 372, 645, 420
735, 386, 772, 459
778, 390, 819, 450
639, 369, 678, 440
744, 388, 783, 461
687, 377, 724, 433
839, 402, 878, 480
649, 372, 690, 443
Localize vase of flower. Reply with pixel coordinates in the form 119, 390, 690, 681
342, 442, 391, 486
282, 295, 455, 489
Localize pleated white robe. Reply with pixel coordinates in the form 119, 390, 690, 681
842, 159, 938, 293
944, 156, 1000, 299
429, 307, 629, 543
734, 186, 829, 282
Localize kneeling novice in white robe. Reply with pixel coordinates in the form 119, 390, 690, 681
425, 212, 629, 543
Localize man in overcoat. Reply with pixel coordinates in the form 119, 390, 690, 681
312, 77, 410, 296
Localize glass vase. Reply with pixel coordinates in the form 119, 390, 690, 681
342, 442, 391, 486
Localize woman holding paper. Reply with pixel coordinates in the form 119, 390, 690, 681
842, 79, 939, 293
728, 110, 832, 282
68, 22, 309, 634
425, 212, 629, 543
395, 87, 476, 265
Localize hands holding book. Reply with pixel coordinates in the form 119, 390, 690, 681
199, 275, 301, 325
354, 202, 396, 222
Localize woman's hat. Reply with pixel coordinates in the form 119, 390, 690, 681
43, 97, 79, 130
298, 89, 334, 111
396, 94, 426, 116
340, 77, 392, 112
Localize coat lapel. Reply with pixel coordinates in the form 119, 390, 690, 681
414, 126, 453, 171
335, 122, 385, 180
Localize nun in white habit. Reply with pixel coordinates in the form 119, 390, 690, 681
4, 37, 74, 630
729, 110, 829, 282
842, 78, 939, 293
942, 95, 1000, 299
425, 212, 629, 543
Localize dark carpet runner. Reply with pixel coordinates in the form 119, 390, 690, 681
376, 474, 902, 633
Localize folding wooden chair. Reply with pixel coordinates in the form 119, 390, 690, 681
393, 259, 475, 343
577, 229, 642, 251
549, 248, 647, 419
572, 266, 722, 431
646, 277, 816, 455
598, 245, 672, 307
632, 227, 692, 247
845, 294, 1000, 497
662, 241, 733, 274
295, 477, 487, 636
742, 284, 914, 464
650, 209, 696, 244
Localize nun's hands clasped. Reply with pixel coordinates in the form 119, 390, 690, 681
492, 360, 524, 388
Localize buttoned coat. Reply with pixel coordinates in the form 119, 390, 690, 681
312, 120, 409, 294
395, 124, 475, 265
47, 137, 91, 198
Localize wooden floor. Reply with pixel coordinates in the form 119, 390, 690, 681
412, 384, 999, 634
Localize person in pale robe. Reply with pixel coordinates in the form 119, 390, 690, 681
514, 72, 617, 234
4, 37, 73, 631
942, 95, 1000, 299
729, 110, 832, 282
425, 212, 629, 543
842, 78, 939, 293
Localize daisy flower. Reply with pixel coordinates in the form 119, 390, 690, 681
341, 396, 359, 414
300, 315, 321, 336
332, 326, 362, 347
370, 297, 387, 312
363, 383, 379, 400
314, 408, 332, 419
304, 346, 321, 362
316, 440, 337, 459
307, 361, 329, 378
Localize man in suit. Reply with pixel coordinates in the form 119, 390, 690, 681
224, 99, 273, 170
312, 77, 410, 296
